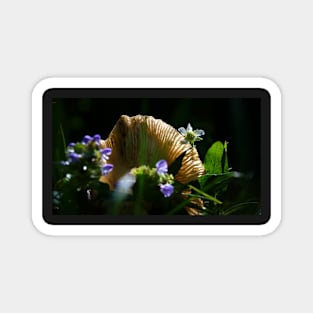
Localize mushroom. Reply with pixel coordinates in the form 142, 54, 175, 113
99, 115, 205, 215
100, 115, 205, 188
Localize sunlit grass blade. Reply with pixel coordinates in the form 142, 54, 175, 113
188, 184, 222, 204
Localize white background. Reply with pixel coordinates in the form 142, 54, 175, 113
0, 0, 311, 312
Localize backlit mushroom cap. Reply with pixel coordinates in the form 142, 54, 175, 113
99, 115, 205, 189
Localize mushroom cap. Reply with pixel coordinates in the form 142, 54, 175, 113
100, 115, 205, 188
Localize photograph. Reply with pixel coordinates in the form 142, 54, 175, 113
51, 94, 263, 218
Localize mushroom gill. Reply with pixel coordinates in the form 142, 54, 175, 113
99, 115, 205, 189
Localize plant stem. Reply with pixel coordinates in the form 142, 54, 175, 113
188, 185, 222, 204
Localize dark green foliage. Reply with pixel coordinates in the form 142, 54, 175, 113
195, 141, 259, 215
53, 124, 259, 215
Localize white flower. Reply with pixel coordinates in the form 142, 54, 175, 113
178, 123, 205, 146
115, 173, 136, 194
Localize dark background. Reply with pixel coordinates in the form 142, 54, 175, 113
53, 97, 261, 178
46, 92, 268, 222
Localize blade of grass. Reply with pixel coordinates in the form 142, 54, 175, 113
134, 175, 144, 215
59, 124, 67, 155
223, 201, 259, 215
188, 184, 222, 204
167, 199, 192, 215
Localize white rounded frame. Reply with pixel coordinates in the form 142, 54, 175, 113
32, 77, 281, 236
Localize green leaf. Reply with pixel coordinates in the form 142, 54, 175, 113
222, 141, 229, 174
203, 141, 229, 175
199, 171, 241, 193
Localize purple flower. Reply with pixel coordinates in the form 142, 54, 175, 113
159, 183, 174, 198
101, 163, 114, 176
68, 152, 81, 162
82, 135, 92, 144
156, 159, 168, 175
67, 142, 76, 150
93, 134, 101, 144
60, 160, 70, 166
100, 148, 112, 160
